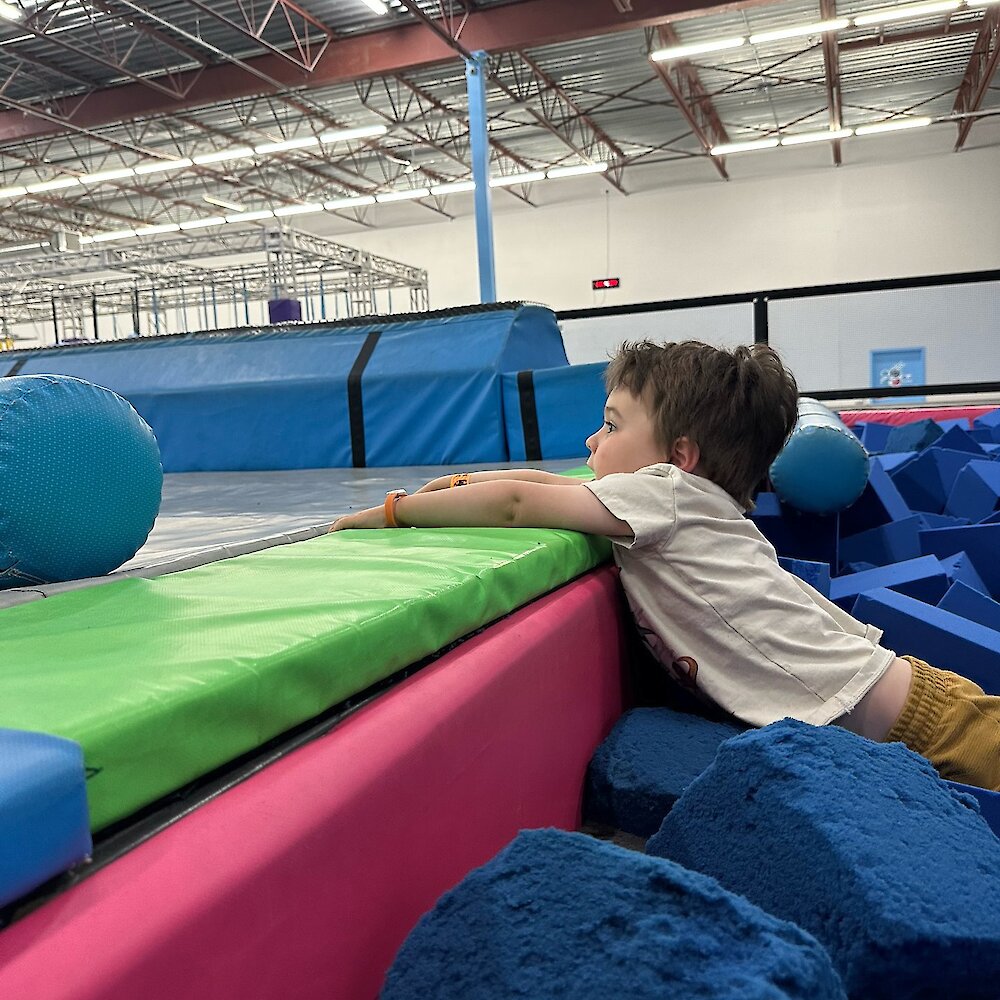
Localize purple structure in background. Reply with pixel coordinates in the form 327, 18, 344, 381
267, 298, 302, 323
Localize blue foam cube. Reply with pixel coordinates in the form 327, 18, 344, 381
646, 719, 1000, 999
973, 407, 1000, 442
839, 461, 911, 537
855, 420, 893, 453
853, 587, 1000, 693
873, 451, 916, 474
778, 557, 831, 597
884, 419, 943, 454
938, 581, 1000, 633
917, 512, 970, 528
829, 555, 948, 611
585, 708, 746, 837
0, 729, 92, 910
382, 828, 847, 1000
919, 523, 1000, 598
939, 550, 989, 595
890, 447, 977, 514
945, 460, 1000, 522
750, 493, 839, 566
840, 515, 923, 569
935, 424, 987, 455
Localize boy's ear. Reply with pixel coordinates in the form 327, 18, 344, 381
670, 436, 701, 473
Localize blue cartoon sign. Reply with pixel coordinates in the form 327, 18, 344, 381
870, 347, 925, 404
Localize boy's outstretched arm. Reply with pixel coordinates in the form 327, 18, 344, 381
415, 469, 581, 492
330, 480, 630, 536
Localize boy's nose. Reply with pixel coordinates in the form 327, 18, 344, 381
585, 430, 598, 452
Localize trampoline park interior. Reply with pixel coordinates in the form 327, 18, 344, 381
1, 0, 1000, 997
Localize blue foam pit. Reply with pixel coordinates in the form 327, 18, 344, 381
585, 708, 746, 837
917, 512, 969, 528
938, 581, 1000, 633
889, 447, 977, 515
381, 828, 847, 1000
778, 557, 831, 597
829, 555, 948, 611
846, 561, 877, 573
839, 515, 922, 569
919, 523, 1000, 598
853, 420, 893, 453
646, 719, 1000, 999
0, 728, 92, 910
982, 511, 1000, 524
939, 550, 989, 595
970, 427, 996, 444
883, 419, 943, 454
945, 460, 1000, 522
872, 451, 916, 474
934, 424, 986, 455
839, 461, 911, 537
750, 493, 839, 566
853, 587, 1000, 693
973, 407, 1000, 441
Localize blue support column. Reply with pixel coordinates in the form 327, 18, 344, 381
465, 50, 497, 303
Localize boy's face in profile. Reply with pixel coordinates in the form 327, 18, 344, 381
586, 386, 667, 479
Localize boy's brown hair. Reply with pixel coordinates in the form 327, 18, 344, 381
605, 340, 799, 509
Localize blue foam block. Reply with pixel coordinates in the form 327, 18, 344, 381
973, 407, 1000, 440
934, 424, 985, 454
919, 523, 1000, 598
935, 419, 972, 434
970, 427, 996, 444
839, 461, 911, 537
938, 581, 1000, 633
778, 557, 831, 597
646, 719, 1000, 999
846, 561, 877, 573
382, 828, 847, 1000
947, 780, 1000, 838
872, 451, 916, 474
585, 708, 746, 838
982, 511, 1000, 524
0, 729, 91, 910
853, 420, 893, 453
884, 419, 943, 454
889, 447, 977, 515
939, 550, 989, 594
839, 515, 922, 569
750, 493, 839, 566
945, 460, 1000, 522
829, 555, 948, 611
917, 512, 969, 528
853, 587, 1000, 693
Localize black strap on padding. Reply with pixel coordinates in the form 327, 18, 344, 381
516, 370, 542, 462
347, 331, 381, 468
3, 357, 28, 377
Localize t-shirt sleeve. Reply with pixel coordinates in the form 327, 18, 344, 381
582, 470, 677, 548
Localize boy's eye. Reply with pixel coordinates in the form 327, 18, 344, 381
604, 421, 616, 433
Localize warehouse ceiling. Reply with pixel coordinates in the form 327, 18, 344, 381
0, 0, 996, 254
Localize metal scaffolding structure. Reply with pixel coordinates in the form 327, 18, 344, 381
0, 225, 429, 346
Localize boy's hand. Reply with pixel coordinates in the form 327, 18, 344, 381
329, 505, 387, 531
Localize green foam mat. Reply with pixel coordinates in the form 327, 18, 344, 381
0, 528, 609, 831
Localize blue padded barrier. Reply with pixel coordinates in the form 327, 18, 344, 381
853, 587, 1000, 693
0, 728, 91, 910
584, 708, 746, 837
0, 375, 162, 588
769, 399, 869, 515
828, 555, 948, 611
938, 581, 1000, 633
4, 304, 569, 472
382, 828, 846, 1000
502, 361, 606, 462
647, 719, 1000, 1000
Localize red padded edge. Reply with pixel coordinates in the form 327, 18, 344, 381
838, 405, 996, 428
0, 567, 628, 1000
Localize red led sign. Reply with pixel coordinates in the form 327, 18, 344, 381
592, 277, 621, 290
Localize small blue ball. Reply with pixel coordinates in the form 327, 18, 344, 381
0, 374, 162, 588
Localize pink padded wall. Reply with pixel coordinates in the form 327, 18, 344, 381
0, 567, 628, 1000
838, 405, 995, 428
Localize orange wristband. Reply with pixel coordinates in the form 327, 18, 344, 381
449, 473, 471, 488
384, 489, 407, 528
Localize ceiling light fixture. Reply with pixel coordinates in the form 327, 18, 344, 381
253, 136, 320, 155
319, 124, 388, 143
854, 116, 933, 134
780, 127, 854, 145
134, 158, 193, 176
25, 177, 80, 193
0, 1, 21, 21
192, 147, 254, 165
203, 194, 244, 212
0, 241, 47, 254
0, 185, 27, 199
650, 36, 746, 61
324, 195, 377, 209
547, 162, 609, 178
224, 209, 275, 223
134, 223, 181, 236
853, 0, 960, 25
358, 0, 389, 14
749, 19, 850, 44
273, 203, 325, 217
375, 188, 430, 202
710, 137, 780, 155
430, 180, 476, 195
81, 167, 135, 184
490, 170, 546, 187
178, 216, 226, 230
90, 229, 136, 243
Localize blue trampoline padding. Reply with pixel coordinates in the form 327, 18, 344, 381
0, 375, 162, 588
381, 828, 846, 1000
769, 399, 869, 516
502, 361, 606, 462
0, 728, 91, 910
853, 587, 1000, 693
4, 305, 569, 472
646, 719, 1000, 1000
584, 708, 746, 837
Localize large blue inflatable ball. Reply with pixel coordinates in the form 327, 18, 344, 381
0, 374, 162, 589
769, 398, 870, 516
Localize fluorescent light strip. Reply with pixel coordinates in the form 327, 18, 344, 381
0, 185, 27, 198
375, 188, 430, 203
273, 202, 325, 217
780, 127, 854, 145
203, 194, 244, 212
0, 241, 47, 254
854, 116, 932, 134
178, 216, 225, 230
134, 158, 192, 176
853, 0, 960, 25
710, 137, 780, 155
749, 18, 849, 44
650, 36, 745, 61
430, 180, 476, 195
134, 223, 181, 236
90, 229, 136, 243
253, 136, 320, 155
320, 124, 388, 143
490, 170, 546, 187
192, 147, 254, 165
0, 1, 21, 21
547, 162, 609, 178
225, 209, 275, 223
324, 195, 376, 210
81, 167, 135, 184
25, 177, 80, 193
359, 0, 388, 13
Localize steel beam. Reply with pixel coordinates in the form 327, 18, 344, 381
952, 8, 1000, 151
819, 0, 843, 166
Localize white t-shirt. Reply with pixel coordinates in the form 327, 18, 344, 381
583, 464, 896, 728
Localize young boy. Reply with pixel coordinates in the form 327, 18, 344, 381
331, 340, 1000, 792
